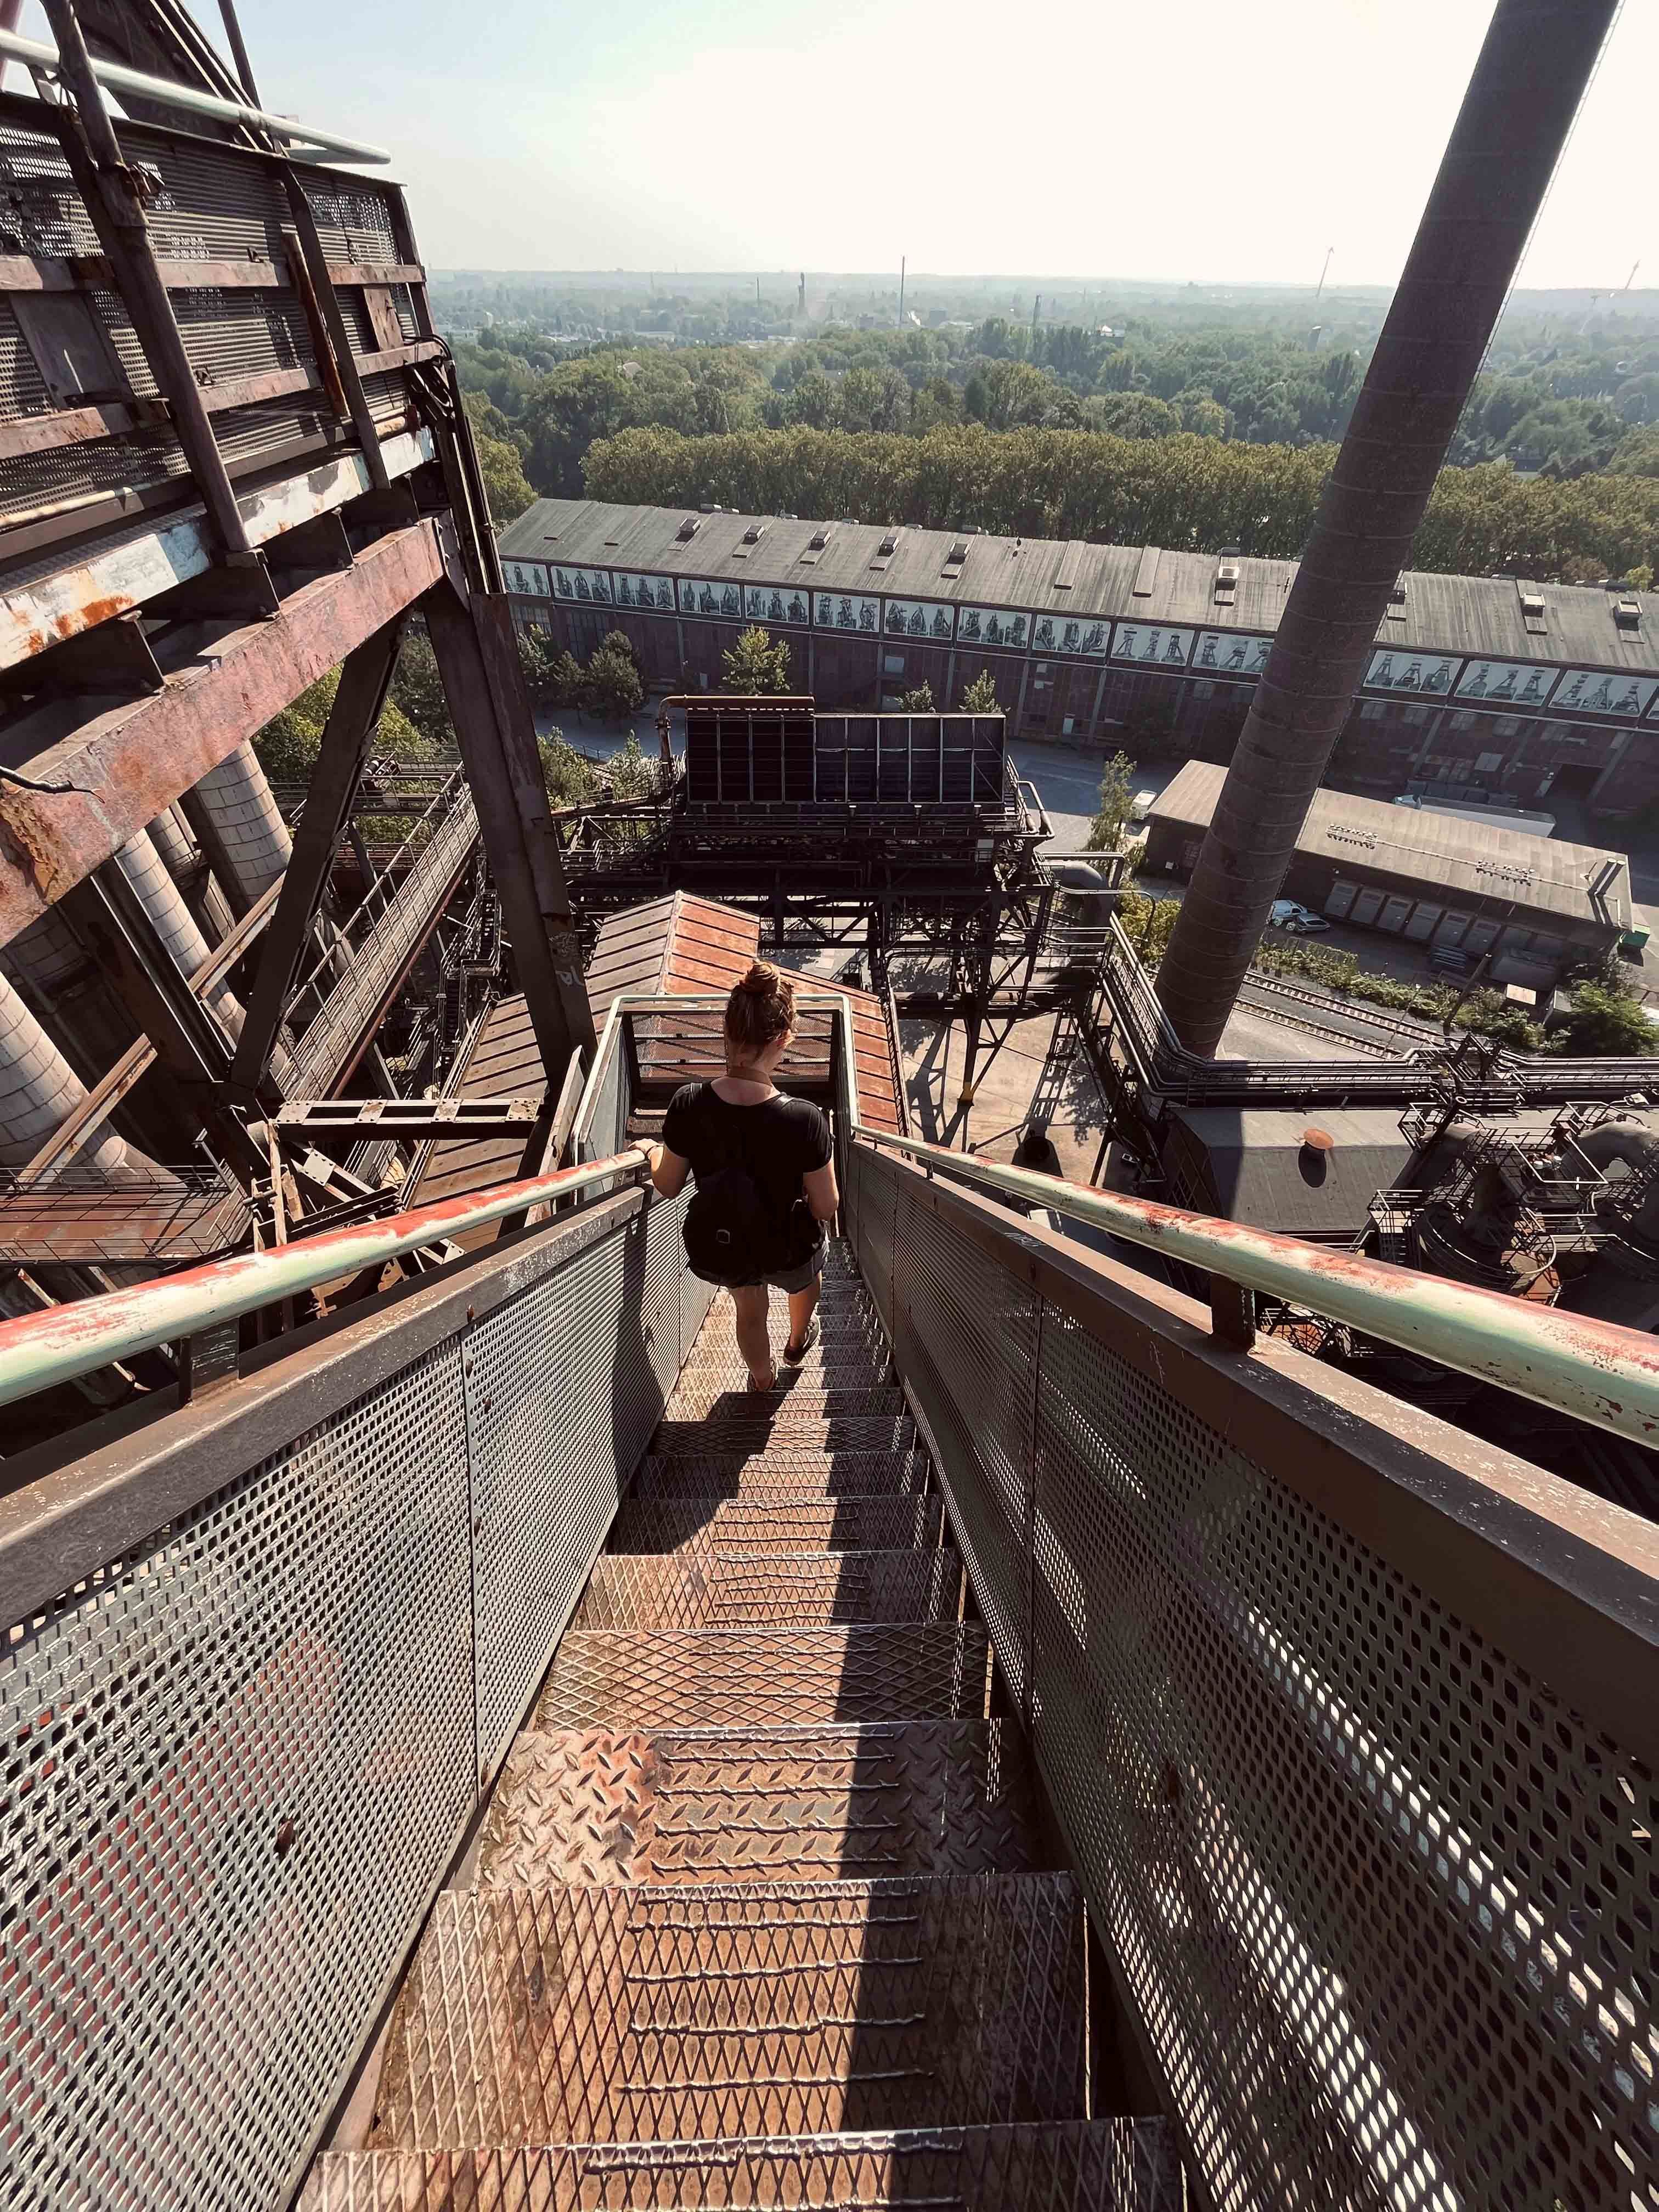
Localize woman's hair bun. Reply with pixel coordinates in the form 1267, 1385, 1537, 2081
725, 960, 795, 1053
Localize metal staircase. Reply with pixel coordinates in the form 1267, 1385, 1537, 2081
304, 1243, 1181, 2208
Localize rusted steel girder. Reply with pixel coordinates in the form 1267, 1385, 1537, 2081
1154, 0, 1622, 1058
0, 520, 444, 949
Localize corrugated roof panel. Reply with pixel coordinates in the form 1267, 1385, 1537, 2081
499, 501, 1659, 676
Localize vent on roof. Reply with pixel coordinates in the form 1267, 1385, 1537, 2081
743, 523, 765, 544
1213, 558, 1239, 607
1517, 582, 1547, 635
676, 517, 701, 541
1388, 577, 1408, 604
1613, 594, 1642, 633
947, 540, 969, 563
878, 531, 901, 556
808, 526, 832, 550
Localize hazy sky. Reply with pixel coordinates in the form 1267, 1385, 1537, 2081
142, 2, 1659, 288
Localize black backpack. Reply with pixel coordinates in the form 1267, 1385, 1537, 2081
682, 1163, 785, 1285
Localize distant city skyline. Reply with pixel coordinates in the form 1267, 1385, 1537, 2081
205, 2, 1650, 291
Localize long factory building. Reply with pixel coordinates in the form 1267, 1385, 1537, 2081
500, 499, 1659, 820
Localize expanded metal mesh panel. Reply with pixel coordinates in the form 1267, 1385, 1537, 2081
467, 1210, 667, 1771
300, 181, 404, 266
0, 1340, 475, 2212
851, 1146, 1657, 2212
890, 1183, 1036, 1710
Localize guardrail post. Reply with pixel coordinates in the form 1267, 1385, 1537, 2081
1209, 1276, 1256, 1351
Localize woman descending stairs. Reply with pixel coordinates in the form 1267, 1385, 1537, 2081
304, 1243, 1181, 2210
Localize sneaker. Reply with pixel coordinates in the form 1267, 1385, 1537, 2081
782, 1316, 820, 1364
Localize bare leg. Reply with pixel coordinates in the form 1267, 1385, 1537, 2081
731, 1284, 774, 1388
785, 1278, 821, 1359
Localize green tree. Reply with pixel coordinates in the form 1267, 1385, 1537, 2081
1548, 979, 1655, 1056
253, 666, 433, 786
1086, 752, 1136, 853
721, 624, 792, 693
959, 668, 1001, 712
388, 628, 454, 748
585, 630, 645, 722
474, 431, 535, 522
897, 681, 935, 711
539, 732, 601, 808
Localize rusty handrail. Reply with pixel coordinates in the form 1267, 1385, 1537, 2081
858, 1128, 1659, 1450
0, 1146, 650, 1409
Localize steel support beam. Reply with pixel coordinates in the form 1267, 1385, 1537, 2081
275, 1096, 540, 1144
228, 618, 405, 1098
1153, 0, 1621, 1057
40, 0, 255, 560
0, 519, 444, 948
423, 578, 596, 1078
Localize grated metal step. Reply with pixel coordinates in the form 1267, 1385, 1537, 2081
536, 1626, 991, 1730
673, 1350, 893, 1395
572, 1549, 965, 1632
651, 1413, 916, 1458
367, 1874, 1088, 2148
665, 1381, 908, 1420
632, 1449, 929, 1499
477, 1721, 1046, 1887
306, 2118, 1187, 2210
609, 1495, 945, 1558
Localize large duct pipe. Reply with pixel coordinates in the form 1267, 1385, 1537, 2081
1154, 0, 1621, 1058
147, 804, 235, 944
0, 970, 140, 1177
110, 833, 296, 1089
189, 742, 294, 908
0, 904, 138, 1081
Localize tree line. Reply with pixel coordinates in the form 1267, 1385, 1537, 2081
582, 422, 1659, 581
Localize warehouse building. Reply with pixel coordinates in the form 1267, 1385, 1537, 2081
1143, 760, 1633, 988
499, 499, 1659, 820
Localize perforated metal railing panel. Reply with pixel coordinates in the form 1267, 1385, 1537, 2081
0, 1184, 700, 2212
0, 1340, 475, 2212
847, 1141, 1657, 2212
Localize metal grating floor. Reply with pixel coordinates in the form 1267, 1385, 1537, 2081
309, 1246, 1183, 2209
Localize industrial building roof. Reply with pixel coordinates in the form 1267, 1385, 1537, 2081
1166, 1106, 1415, 1237
499, 500, 1659, 677
1148, 760, 1634, 932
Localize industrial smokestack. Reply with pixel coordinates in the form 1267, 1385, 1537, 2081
1154, 0, 1621, 1058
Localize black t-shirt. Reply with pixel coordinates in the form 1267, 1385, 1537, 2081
662, 1083, 832, 1240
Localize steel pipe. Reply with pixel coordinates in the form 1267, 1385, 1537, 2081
0, 27, 390, 163
861, 1130, 1659, 1451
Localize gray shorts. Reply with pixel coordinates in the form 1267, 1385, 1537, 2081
734, 1246, 825, 1294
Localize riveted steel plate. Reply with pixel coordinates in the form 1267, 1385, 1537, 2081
610, 1495, 945, 1556
534, 1626, 992, 1729
304, 2117, 1186, 2210
632, 1449, 930, 1499
369, 1874, 1087, 2148
572, 1549, 965, 1631
476, 1722, 1043, 1886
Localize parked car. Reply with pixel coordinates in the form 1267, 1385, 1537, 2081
1269, 900, 1331, 934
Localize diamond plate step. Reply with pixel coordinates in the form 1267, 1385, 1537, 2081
651, 1413, 916, 1458
477, 1721, 1044, 1887
368, 1874, 1087, 2148
535, 1626, 991, 1729
573, 1549, 964, 1631
306, 2119, 1187, 2211
633, 1449, 928, 1499
609, 1495, 944, 1558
